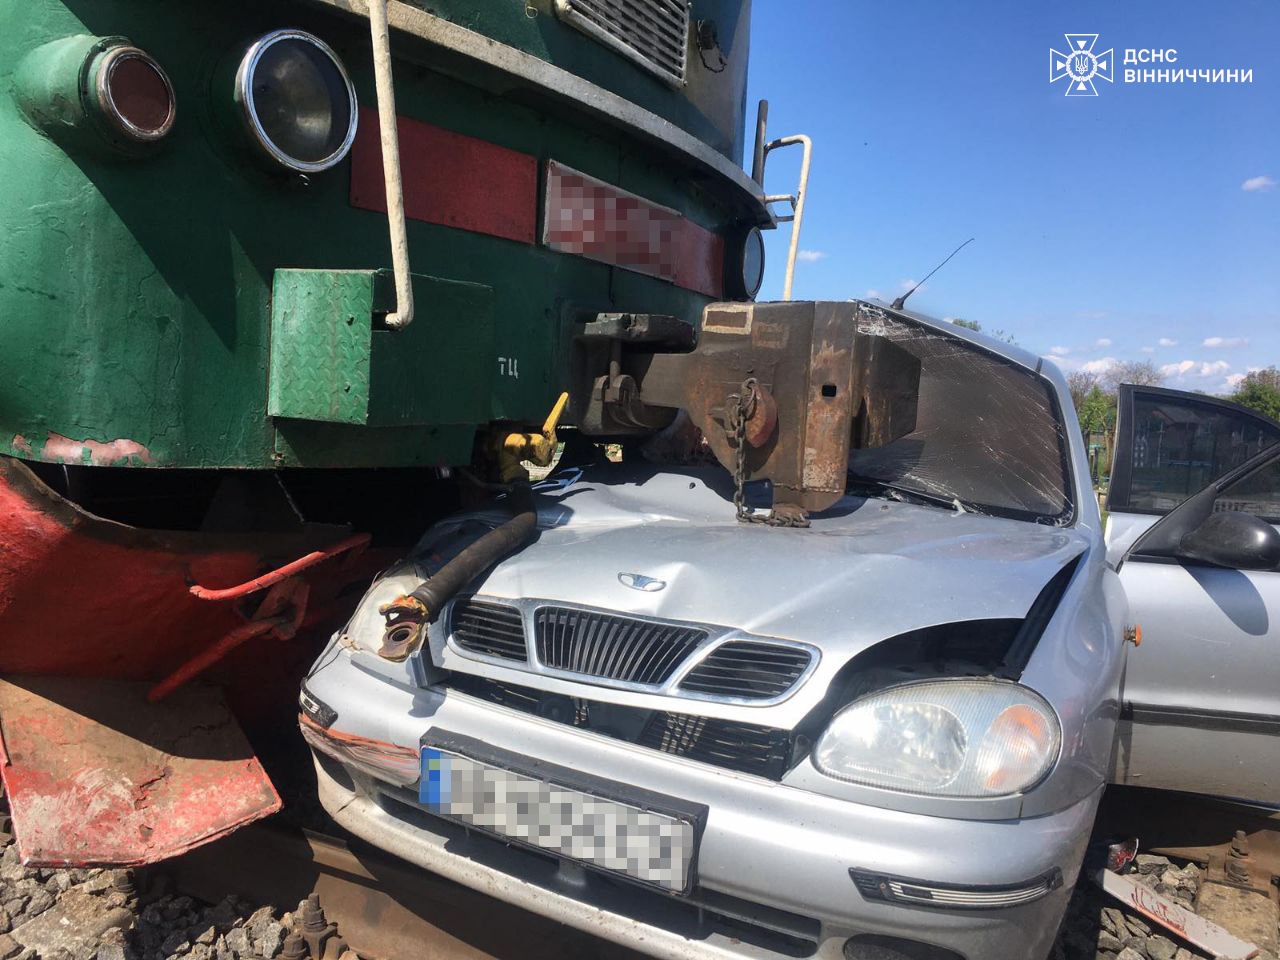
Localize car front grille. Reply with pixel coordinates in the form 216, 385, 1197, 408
446, 675, 794, 781
678, 642, 813, 700
534, 607, 706, 685
450, 598, 815, 703
555, 0, 690, 86
451, 599, 527, 663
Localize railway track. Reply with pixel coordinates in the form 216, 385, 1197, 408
4, 776, 1263, 960
138, 786, 1277, 960
161, 822, 642, 960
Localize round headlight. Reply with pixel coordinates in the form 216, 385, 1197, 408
812, 680, 1060, 798
725, 225, 766, 301
235, 29, 357, 173
93, 45, 176, 144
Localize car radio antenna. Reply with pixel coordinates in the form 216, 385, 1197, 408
891, 237, 975, 310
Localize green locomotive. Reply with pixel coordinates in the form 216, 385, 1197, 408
0, 0, 803, 864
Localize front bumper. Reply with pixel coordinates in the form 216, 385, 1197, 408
306, 652, 1100, 960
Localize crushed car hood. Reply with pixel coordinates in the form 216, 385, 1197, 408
430, 464, 1089, 658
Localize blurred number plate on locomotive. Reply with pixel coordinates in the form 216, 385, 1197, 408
420, 746, 696, 892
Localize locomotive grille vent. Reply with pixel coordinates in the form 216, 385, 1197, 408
556, 0, 691, 87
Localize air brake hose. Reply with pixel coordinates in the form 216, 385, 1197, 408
376, 485, 538, 660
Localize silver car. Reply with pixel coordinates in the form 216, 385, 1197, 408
299, 309, 1280, 960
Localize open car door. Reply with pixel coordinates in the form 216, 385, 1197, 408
1107, 384, 1280, 802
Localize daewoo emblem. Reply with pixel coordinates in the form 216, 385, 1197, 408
618, 572, 666, 592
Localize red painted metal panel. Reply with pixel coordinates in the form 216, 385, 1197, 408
672, 217, 726, 300
0, 677, 280, 866
0, 458, 385, 694
542, 160, 724, 298
0, 458, 394, 864
349, 108, 538, 245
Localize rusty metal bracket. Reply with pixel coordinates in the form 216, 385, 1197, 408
577, 301, 920, 516
578, 313, 696, 349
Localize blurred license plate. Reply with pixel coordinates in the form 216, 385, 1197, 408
420, 746, 696, 892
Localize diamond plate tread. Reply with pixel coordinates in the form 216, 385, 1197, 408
269, 270, 373, 425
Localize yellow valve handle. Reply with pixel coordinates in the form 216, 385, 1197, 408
541, 391, 570, 439
518, 391, 570, 467
494, 392, 571, 483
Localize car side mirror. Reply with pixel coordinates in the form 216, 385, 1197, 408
1177, 511, 1280, 571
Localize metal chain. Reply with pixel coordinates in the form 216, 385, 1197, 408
726, 379, 809, 528
726, 378, 756, 519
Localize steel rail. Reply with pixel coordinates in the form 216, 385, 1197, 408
166, 822, 641, 960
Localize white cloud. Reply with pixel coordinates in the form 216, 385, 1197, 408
1202, 336, 1248, 348
1082, 357, 1118, 374
1160, 359, 1233, 379
1242, 175, 1277, 192
1095, 338, 1113, 348
1049, 345, 1070, 356
796, 250, 827, 263
1160, 360, 1197, 377
865, 289, 883, 300
1140, 346, 1155, 354
1158, 337, 1178, 347
1226, 373, 1247, 388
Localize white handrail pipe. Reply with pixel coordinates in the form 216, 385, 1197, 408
763, 134, 812, 302
368, 0, 414, 329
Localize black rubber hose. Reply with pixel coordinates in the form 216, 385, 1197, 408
407, 485, 537, 619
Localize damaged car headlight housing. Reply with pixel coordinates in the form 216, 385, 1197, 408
342, 567, 424, 655
812, 680, 1060, 798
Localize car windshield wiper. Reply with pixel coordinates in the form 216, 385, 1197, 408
845, 473, 983, 515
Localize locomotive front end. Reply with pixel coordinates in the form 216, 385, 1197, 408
0, 0, 792, 865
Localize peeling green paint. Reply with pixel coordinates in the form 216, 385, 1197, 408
0, 0, 745, 470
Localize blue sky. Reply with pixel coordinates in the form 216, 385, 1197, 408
745, 1, 1278, 394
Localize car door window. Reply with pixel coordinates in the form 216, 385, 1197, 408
1109, 387, 1280, 516
1217, 458, 1280, 524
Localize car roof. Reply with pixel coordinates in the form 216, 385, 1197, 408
857, 298, 1046, 373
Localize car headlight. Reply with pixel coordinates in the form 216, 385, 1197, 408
812, 680, 1060, 798
234, 29, 358, 172
342, 567, 423, 655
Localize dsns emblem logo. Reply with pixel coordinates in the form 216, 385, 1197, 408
618, 572, 666, 593
1050, 34, 1114, 96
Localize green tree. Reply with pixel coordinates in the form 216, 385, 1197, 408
1078, 385, 1115, 437
1066, 371, 1099, 411
1230, 367, 1280, 422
